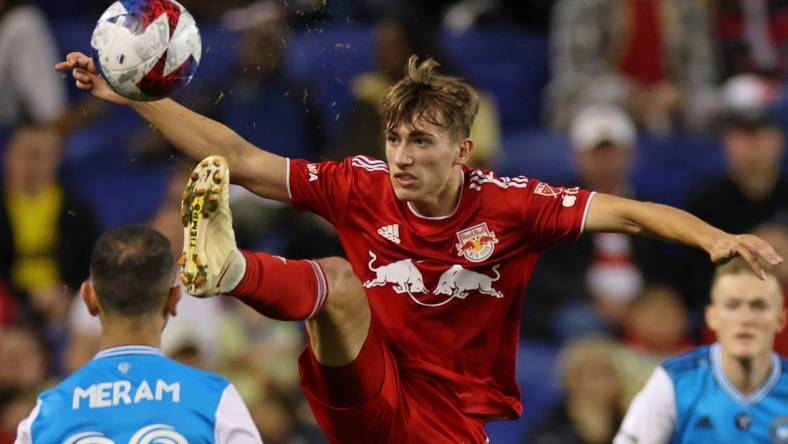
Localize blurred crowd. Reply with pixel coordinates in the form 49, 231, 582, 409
0, 0, 787, 443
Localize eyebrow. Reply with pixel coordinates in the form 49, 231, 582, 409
407, 131, 435, 138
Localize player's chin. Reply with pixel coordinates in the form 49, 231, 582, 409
728, 339, 761, 358
391, 184, 419, 202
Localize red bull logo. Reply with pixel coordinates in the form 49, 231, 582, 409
455, 222, 498, 262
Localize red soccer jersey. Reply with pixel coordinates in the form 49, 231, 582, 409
288, 155, 594, 421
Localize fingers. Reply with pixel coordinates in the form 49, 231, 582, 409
733, 234, 784, 280
736, 243, 766, 280
746, 235, 784, 266
75, 79, 93, 90
72, 68, 92, 83
54, 60, 72, 71
56, 52, 96, 72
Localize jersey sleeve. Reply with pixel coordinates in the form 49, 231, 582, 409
614, 366, 676, 444
287, 157, 357, 225
520, 180, 594, 248
14, 399, 42, 444
214, 384, 262, 444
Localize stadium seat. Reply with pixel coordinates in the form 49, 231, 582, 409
632, 135, 726, 207
193, 24, 239, 86
284, 24, 375, 141
498, 128, 576, 182
441, 27, 549, 131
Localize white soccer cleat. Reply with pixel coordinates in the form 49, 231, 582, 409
178, 155, 245, 296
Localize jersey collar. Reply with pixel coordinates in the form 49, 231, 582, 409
93, 345, 164, 360
710, 342, 782, 406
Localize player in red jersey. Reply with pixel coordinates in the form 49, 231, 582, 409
58, 53, 783, 443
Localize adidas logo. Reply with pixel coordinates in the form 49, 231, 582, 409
695, 416, 714, 429
378, 224, 400, 244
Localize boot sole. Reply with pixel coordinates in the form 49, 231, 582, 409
178, 156, 228, 294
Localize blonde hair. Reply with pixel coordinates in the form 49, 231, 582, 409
380, 55, 479, 140
711, 257, 782, 303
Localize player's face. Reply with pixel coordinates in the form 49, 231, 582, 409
707, 273, 786, 360
385, 116, 467, 215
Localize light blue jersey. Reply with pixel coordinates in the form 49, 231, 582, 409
15, 345, 261, 444
616, 344, 788, 444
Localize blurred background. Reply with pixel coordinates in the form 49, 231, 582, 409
0, 0, 787, 443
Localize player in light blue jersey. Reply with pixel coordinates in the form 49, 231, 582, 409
615, 257, 787, 444
14, 225, 262, 443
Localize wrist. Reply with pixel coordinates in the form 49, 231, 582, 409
699, 228, 728, 253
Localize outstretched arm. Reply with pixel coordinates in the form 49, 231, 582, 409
55, 52, 289, 202
584, 193, 783, 278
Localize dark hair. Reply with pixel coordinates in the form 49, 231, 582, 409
380, 55, 479, 140
89, 225, 175, 316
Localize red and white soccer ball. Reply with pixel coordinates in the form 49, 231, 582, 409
91, 0, 201, 101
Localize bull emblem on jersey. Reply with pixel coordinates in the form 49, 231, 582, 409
433, 264, 503, 299
455, 222, 498, 262
363, 251, 428, 294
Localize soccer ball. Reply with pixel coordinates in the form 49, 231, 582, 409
91, 0, 201, 101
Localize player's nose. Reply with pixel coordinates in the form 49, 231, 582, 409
392, 145, 414, 168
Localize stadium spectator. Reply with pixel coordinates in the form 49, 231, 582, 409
526, 336, 624, 444
14, 225, 261, 443
0, 126, 99, 326
546, 0, 717, 134
219, 1, 325, 160
59, 50, 782, 443
215, 1, 329, 252
622, 286, 692, 358
615, 257, 787, 444
0, 325, 49, 395
712, 0, 788, 80
615, 285, 693, 406
217, 300, 326, 443
524, 104, 671, 340
0, 326, 49, 443
0, 0, 66, 126
680, 74, 788, 324
0, 283, 18, 326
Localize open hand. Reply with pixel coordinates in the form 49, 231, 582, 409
708, 233, 784, 279
54, 52, 130, 105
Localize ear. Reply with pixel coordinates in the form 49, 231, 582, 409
455, 138, 474, 166
81, 281, 100, 317
164, 284, 181, 317
705, 304, 719, 334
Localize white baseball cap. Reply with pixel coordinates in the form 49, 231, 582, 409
719, 74, 779, 127
569, 103, 637, 151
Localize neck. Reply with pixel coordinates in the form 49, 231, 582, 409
731, 168, 779, 201
567, 397, 616, 444
721, 349, 773, 396
98, 317, 163, 351
410, 168, 463, 217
